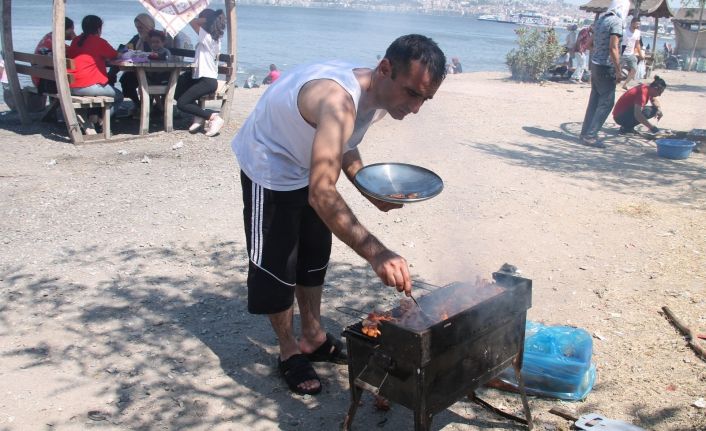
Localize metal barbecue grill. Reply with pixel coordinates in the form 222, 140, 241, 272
341, 267, 534, 431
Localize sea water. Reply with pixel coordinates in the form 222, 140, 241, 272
2, 0, 527, 96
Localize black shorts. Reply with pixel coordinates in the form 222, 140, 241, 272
241, 171, 332, 314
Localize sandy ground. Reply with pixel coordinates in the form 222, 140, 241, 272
0, 70, 705, 431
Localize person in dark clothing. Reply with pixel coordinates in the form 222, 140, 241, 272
115, 13, 154, 116
579, 5, 624, 148
451, 57, 462, 73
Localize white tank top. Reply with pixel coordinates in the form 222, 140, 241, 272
231, 61, 383, 191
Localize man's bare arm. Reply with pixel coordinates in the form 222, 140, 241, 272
610, 34, 622, 84
342, 149, 403, 212
342, 149, 364, 182
303, 81, 411, 293
633, 104, 657, 131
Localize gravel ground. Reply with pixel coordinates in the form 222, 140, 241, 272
0, 70, 705, 430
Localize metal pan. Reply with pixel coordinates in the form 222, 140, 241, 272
353, 163, 444, 204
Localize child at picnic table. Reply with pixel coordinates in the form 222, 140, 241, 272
174, 8, 226, 137
67, 15, 124, 133
148, 30, 171, 61
147, 30, 171, 86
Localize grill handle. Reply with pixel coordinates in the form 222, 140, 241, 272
354, 363, 389, 395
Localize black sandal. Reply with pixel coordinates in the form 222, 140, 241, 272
305, 332, 348, 365
279, 354, 322, 395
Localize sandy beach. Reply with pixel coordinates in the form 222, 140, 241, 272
0, 70, 705, 431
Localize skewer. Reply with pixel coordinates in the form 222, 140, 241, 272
410, 293, 436, 326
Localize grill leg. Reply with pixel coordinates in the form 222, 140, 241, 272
413, 368, 431, 431
513, 355, 533, 430
342, 384, 363, 431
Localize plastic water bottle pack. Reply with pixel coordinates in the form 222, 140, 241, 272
497, 321, 597, 401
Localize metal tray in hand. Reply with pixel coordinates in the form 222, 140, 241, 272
353, 163, 443, 204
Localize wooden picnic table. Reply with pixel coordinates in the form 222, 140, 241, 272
110, 60, 194, 135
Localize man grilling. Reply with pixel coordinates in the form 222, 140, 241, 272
230, 34, 446, 395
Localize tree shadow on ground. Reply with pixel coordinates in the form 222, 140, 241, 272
1, 240, 533, 430
0, 107, 193, 144
460, 122, 706, 207
664, 83, 706, 94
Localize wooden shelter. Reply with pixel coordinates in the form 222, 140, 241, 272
579, 0, 674, 62
672, 8, 706, 60
1, 0, 237, 144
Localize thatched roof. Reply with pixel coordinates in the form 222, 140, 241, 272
673, 8, 705, 24
579, 0, 673, 18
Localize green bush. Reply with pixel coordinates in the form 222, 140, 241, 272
506, 27, 563, 82
652, 50, 665, 69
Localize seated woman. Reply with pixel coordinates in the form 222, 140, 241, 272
118, 13, 154, 115
174, 9, 226, 137
262, 64, 280, 85
67, 15, 124, 132
612, 76, 666, 135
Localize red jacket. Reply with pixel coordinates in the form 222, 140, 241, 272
67, 34, 117, 88
613, 84, 651, 118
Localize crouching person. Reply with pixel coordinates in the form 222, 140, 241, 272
612, 75, 666, 135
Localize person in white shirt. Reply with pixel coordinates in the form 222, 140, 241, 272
231, 34, 447, 396
565, 24, 578, 68
621, 17, 642, 90
174, 9, 225, 137
1, 56, 17, 110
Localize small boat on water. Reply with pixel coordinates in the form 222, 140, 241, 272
477, 14, 520, 24
476, 12, 558, 27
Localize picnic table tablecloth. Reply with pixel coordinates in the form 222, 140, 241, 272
139, 0, 210, 37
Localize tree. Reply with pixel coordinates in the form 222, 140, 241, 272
506, 27, 563, 82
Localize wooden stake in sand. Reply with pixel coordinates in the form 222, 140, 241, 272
662, 306, 706, 362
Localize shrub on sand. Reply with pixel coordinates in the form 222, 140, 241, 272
506, 27, 563, 82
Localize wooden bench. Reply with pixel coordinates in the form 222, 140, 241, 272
169, 48, 236, 125
13, 51, 114, 141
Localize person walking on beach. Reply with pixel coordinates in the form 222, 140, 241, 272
579, 1, 625, 147
621, 17, 642, 90
230, 34, 446, 396
612, 75, 666, 135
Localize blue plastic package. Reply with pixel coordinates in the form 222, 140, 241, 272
497, 321, 596, 401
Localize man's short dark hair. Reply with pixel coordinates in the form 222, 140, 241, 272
384, 34, 447, 84
66, 17, 74, 30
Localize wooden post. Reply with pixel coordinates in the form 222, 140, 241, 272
52, 0, 83, 144
652, 16, 659, 64
136, 67, 150, 135
221, 0, 237, 127
1, 0, 31, 125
